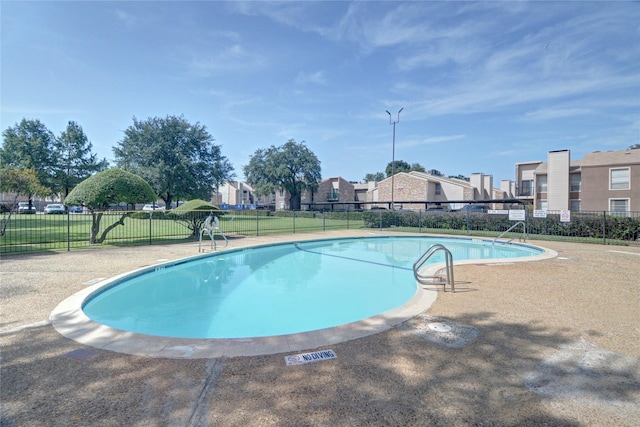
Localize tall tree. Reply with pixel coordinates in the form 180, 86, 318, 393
410, 163, 426, 173
630, 143, 640, 149
54, 121, 109, 197
385, 160, 425, 177
243, 139, 321, 210
363, 172, 386, 182
113, 115, 234, 208
0, 118, 56, 195
0, 167, 49, 235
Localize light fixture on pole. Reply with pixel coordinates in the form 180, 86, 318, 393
386, 107, 403, 210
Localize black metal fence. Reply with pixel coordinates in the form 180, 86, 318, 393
2, 207, 638, 255
0, 209, 366, 255
363, 208, 640, 246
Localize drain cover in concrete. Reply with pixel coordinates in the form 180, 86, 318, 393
428, 322, 452, 332
398, 315, 479, 348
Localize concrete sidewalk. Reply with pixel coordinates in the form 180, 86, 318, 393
1, 231, 639, 426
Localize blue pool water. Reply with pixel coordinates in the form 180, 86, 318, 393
83, 236, 541, 339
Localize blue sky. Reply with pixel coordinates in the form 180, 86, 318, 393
2, 1, 638, 184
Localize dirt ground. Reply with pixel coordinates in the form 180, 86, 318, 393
1, 231, 639, 426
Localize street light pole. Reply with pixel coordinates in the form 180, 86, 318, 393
386, 107, 403, 210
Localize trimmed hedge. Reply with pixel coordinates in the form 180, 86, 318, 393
362, 210, 640, 242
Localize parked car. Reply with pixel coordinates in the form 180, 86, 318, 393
17, 202, 36, 214
69, 205, 84, 214
44, 203, 66, 214
426, 205, 448, 212
458, 205, 488, 213
142, 204, 165, 211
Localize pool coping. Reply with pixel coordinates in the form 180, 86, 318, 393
50, 238, 557, 359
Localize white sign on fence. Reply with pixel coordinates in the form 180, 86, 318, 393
560, 210, 571, 223
509, 210, 526, 221
533, 210, 547, 218
488, 209, 508, 215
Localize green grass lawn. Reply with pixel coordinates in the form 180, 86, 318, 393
1, 211, 365, 254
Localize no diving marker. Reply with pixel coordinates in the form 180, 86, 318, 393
285, 349, 337, 365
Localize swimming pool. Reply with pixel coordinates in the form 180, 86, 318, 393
81, 236, 543, 339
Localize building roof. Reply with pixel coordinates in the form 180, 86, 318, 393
408, 171, 475, 188
580, 149, 640, 166
533, 148, 640, 174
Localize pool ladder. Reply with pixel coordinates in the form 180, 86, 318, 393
492, 221, 526, 246
413, 244, 455, 292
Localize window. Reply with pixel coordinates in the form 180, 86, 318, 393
539, 200, 548, 211
610, 168, 630, 190
537, 175, 547, 193
520, 180, 533, 196
610, 199, 629, 214
570, 200, 581, 212
279, 189, 284, 197
435, 183, 442, 196
330, 188, 339, 200
570, 174, 581, 192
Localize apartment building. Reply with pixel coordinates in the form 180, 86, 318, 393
216, 181, 256, 208
369, 171, 512, 210
315, 177, 355, 204
515, 148, 640, 213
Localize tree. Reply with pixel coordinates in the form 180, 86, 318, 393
244, 139, 321, 210
167, 199, 223, 237
113, 115, 234, 208
630, 144, 640, 149
64, 168, 156, 244
0, 167, 49, 236
448, 174, 470, 181
1, 118, 56, 195
54, 121, 109, 197
385, 160, 425, 177
410, 163, 426, 173
364, 172, 385, 182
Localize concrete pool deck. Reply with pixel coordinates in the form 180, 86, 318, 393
2, 230, 639, 425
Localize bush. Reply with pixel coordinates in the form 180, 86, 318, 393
166, 199, 224, 236
362, 209, 640, 243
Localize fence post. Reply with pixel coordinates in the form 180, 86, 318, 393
323, 210, 326, 231
602, 211, 606, 245
419, 210, 422, 233
149, 212, 152, 245
293, 210, 296, 234
465, 210, 470, 235
67, 210, 71, 252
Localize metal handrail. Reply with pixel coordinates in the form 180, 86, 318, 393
199, 213, 228, 252
413, 244, 455, 292
492, 221, 526, 245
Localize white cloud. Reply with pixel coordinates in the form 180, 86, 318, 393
187, 44, 266, 75
522, 108, 593, 121
115, 9, 136, 29
399, 134, 465, 149
296, 71, 328, 86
